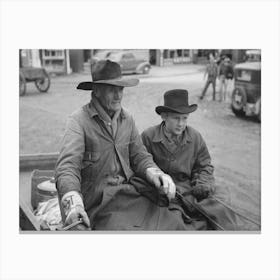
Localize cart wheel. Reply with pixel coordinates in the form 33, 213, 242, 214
19, 72, 26, 96
35, 72, 50, 92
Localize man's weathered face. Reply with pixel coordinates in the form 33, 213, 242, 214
162, 112, 189, 136
95, 84, 124, 114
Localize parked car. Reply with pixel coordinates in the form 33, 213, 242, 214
92, 50, 116, 61
107, 51, 151, 74
231, 62, 261, 122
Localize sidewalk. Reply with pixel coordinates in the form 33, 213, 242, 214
148, 63, 205, 78
50, 63, 205, 86
82, 62, 205, 78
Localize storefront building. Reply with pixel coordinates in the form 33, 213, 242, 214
20, 49, 72, 74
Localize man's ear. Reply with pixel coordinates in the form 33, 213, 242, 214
94, 86, 101, 99
161, 112, 168, 121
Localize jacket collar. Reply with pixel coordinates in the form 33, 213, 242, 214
152, 122, 192, 144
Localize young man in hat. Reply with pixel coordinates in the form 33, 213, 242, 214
141, 89, 240, 230
55, 60, 199, 230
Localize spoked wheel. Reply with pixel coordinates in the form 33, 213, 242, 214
19, 72, 26, 96
231, 87, 246, 117
35, 71, 51, 92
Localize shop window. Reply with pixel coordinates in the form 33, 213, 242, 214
170, 50, 176, 58
183, 50, 189, 57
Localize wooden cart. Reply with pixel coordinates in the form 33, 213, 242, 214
19, 67, 51, 96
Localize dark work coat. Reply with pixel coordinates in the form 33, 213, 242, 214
55, 101, 208, 230
142, 123, 253, 231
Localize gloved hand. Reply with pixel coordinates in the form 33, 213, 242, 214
146, 167, 176, 200
191, 185, 210, 201
61, 191, 91, 230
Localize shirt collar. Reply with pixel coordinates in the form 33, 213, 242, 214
152, 122, 192, 144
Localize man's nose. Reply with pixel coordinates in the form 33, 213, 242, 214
178, 119, 184, 126
114, 89, 122, 99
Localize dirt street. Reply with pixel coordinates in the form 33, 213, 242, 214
136, 74, 261, 221
19, 69, 261, 224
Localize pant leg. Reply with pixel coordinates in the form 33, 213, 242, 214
201, 79, 211, 98
224, 79, 228, 101
218, 77, 223, 101
212, 78, 216, 100
219, 75, 226, 101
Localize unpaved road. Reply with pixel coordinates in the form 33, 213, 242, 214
134, 73, 261, 221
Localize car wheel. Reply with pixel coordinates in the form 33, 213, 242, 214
35, 72, 51, 92
142, 66, 150, 74
231, 87, 246, 117
19, 72, 26, 96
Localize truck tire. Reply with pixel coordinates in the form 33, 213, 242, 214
231, 87, 246, 117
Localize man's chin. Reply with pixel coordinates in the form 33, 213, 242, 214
175, 128, 184, 133
110, 104, 121, 112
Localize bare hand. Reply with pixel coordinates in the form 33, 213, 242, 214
146, 168, 176, 200
158, 173, 176, 200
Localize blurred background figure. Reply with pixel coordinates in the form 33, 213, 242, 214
200, 53, 218, 101
218, 56, 234, 102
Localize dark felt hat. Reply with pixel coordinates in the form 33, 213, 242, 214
155, 89, 197, 115
77, 60, 139, 90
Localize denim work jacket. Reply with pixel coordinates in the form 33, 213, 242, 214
55, 102, 156, 216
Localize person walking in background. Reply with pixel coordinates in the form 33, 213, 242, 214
218, 56, 234, 102
200, 53, 218, 101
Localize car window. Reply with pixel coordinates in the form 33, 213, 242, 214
95, 51, 111, 59
107, 53, 120, 61
236, 70, 261, 84
122, 53, 134, 60
236, 70, 252, 82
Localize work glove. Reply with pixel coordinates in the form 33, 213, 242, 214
146, 167, 176, 201
61, 191, 91, 230
191, 185, 210, 201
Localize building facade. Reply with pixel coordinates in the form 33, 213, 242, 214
20, 49, 249, 76
20, 49, 72, 74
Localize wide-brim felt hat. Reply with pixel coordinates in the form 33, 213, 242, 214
155, 89, 197, 115
77, 59, 139, 90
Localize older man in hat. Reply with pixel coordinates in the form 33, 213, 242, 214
55, 60, 187, 230
141, 89, 242, 230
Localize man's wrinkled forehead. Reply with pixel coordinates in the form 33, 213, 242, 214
95, 83, 124, 91
164, 112, 189, 118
